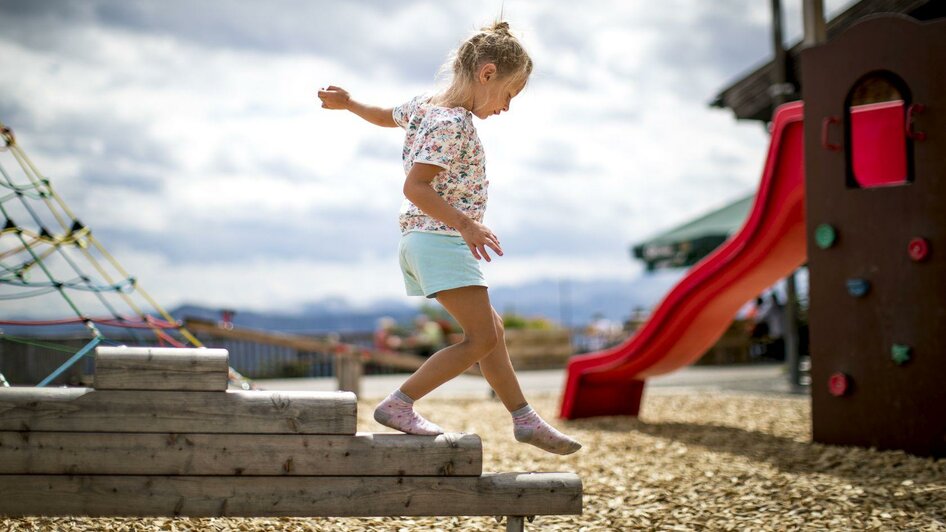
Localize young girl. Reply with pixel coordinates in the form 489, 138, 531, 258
317, 21, 581, 455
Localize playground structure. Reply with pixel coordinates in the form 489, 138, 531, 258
0, 346, 581, 529
802, 15, 945, 457
0, 123, 225, 386
560, 15, 944, 458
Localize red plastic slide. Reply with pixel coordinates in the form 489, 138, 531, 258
560, 102, 807, 419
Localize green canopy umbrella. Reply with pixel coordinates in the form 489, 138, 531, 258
632, 194, 754, 271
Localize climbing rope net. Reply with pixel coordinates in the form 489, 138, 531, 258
0, 121, 250, 388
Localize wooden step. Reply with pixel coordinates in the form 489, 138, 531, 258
0, 472, 582, 517
0, 387, 356, 434
0, 431, 481, 476
94, 347, 229, 391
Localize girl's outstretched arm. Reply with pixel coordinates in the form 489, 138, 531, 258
404, 163, 503, 262
317, 85, 397, 128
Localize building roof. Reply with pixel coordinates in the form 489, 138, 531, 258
711, 0, 945, 122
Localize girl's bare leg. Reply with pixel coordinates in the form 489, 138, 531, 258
477, 308, 528, 411
399, 286, 498, 400
386, 285, 580, 454
374, 285, 496, 435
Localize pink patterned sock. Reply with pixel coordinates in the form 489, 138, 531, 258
373, 389, 444, 436
512, 404, 582, 455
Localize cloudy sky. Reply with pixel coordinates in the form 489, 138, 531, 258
0, 0, 855, 318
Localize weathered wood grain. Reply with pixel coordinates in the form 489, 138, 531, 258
0, 431, 481, 476
0, 387, 356, 434
94, 347, 229, 391
0, 473, 582, 517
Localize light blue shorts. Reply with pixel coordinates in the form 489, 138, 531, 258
399, 231, 488, 298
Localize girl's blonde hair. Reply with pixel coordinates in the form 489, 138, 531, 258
435, 21, 533, 108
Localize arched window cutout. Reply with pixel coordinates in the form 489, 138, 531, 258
845, 71, 913, 189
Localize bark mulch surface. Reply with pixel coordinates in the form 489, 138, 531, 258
4, 392, 944, 531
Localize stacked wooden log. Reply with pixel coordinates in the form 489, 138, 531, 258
0, 347, 581, 530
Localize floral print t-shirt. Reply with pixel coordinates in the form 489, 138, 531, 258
392, 95, 487, 235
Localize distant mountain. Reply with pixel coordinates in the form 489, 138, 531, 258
488, 272, 685, 327
171, 299, 418, 335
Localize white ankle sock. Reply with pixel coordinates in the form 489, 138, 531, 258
373, 390, 444, 436
512, 404, 582, 455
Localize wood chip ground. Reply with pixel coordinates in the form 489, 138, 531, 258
3, 391, 944, 531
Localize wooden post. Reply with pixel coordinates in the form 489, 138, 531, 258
506, 516, 525, 531
335, 351, 363, 396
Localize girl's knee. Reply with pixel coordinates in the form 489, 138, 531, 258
468, 328, 499, 355
492, 311, 506, 341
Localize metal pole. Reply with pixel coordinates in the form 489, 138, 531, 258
784, 271, 803, 392
802, 0, 827, 48
770, 0, 803, 392
770, 0, 789, 107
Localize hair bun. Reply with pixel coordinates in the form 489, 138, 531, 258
489, 20, 511, 34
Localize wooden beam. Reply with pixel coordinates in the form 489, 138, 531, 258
94, 347, 229, 391
0, 387, 356, 434
184, 319, 337, 353
0, 432, 481, 477
0, 472, 582, 517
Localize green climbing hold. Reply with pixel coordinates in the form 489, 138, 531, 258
815, 224, 837, 249
891, 344, 912, 366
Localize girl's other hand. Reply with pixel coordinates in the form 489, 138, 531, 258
318, 85, 351, 110
459, 221, 503, 262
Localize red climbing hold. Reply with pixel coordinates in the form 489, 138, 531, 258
908, 237, 930, 262
828, 372, 850, 397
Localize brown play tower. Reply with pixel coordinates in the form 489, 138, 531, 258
802, 15, 946, 457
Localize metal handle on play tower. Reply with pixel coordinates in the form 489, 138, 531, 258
905, 103, 926, 141
821, 116, 842, 151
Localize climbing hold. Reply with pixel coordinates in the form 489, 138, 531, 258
815, 224, 837, 249
846, 278, 870, 298
908, 238, 930, 262
891, 344, 912, 366
828, 372, 850, 397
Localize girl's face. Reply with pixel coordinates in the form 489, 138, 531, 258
472, 64, 527, 120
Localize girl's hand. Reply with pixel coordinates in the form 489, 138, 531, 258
459, 220, 504, 262
317, 85, 351, 110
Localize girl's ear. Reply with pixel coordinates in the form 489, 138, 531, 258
479, 63, 498, 83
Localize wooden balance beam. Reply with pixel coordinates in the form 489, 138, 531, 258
0, 347, 582, 530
